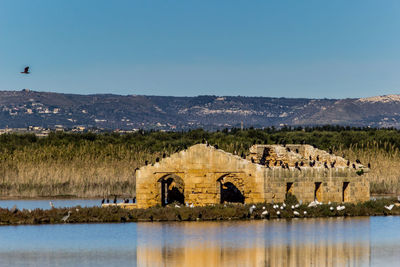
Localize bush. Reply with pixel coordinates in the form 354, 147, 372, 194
285, 193, 299, 205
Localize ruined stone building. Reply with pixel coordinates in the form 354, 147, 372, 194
135, 144, 369, 208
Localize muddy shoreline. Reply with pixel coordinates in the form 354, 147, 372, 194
0, 193, 391, 201
0, 198, 399, 226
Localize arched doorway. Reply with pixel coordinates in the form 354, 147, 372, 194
218, 174, 245, 204
158, 174, 184, 206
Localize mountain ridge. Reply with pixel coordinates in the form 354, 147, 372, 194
1, 90, 399, 130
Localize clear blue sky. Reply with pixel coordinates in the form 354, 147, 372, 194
1, 0, 399, 98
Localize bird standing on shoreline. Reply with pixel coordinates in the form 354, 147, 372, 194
10, 205, 18, 214
62, 211, 72, 223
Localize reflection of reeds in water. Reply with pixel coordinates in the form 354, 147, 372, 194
335, 141, 400, 194
136, 219, 370, 267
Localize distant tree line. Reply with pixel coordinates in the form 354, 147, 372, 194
0, 126, 400, 155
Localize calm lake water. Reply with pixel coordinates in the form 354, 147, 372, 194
0, 217, 399, 266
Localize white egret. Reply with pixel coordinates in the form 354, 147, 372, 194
62, 211, 72, 223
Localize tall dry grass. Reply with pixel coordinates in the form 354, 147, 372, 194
0, 143, 171, 198
335, 141, 400, 195
1, 135, 399, 197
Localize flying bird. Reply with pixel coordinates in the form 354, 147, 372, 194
21, 66, 30, 74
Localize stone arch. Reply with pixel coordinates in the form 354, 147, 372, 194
158, 174, 185, 206
217, 173, 245, 204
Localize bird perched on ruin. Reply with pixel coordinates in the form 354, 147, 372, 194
162, 153, 166, 158
330, 161, 336, 168
368, 163, 371, 168
20, 66, 30, 74
113, 196, 117, 203
324, 162, 328, 169
286, 147, 291, 152
316, 155, 320, 161
309, 155, 312, 160
295, 148, 299, 154
155, 157, 160, 162
214, 144, 218, 149
329, 148, 333, 154
352, 163, 356, 169
251, 158, 255, 163
356, 159, 361, 164
274, 161, 277, 166
101, 198, 105, 204
347, 160, 350, 167
300, 161, 304, 167
295, 162, 301, 171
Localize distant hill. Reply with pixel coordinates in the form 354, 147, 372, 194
1, 90, 400, 130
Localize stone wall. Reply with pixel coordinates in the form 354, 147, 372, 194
263, 167, 370, 203
135, 144, 370, 208
136, 144, 264, 208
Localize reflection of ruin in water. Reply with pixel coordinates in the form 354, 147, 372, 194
136, 218, 371, 267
